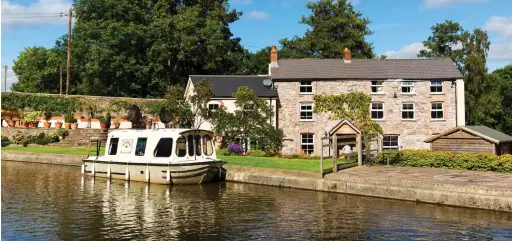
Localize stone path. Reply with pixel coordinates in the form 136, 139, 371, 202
331, 165, 512, 191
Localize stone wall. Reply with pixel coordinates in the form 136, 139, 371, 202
277, 80, 457, 155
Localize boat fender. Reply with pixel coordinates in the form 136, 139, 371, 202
125, 167, 130, 181
146, 168, 150, 182
107, 166, 111, 179
81, 163, 85, 174
91, 164, 96, 176
166, 170, 171, 184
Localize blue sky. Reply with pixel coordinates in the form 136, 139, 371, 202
1, 0, 511, 91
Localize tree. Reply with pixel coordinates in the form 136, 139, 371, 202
418, 20, 499, 126
211, 86, 283, 155
189, 79, 214, 129
11, 46, 66, 93
490, 65, 512, 135
279, 0, 375, 59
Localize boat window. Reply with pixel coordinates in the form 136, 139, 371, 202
187, 135, 194, 156
135, 138, 148, 156
203, 135, 214, 156
195, 135, 201, 156
176, 136, 186, 157
154, 138, 173, 157
108, 138, 119, 155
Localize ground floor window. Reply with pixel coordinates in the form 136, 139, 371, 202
300, 133, 314, 154
383, 135, 399, 150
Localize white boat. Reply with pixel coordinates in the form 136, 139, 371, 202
82, 128, 225, 185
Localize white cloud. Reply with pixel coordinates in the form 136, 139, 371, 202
1, 0, 71, 26
0, 68, 18, 92
384, 42, 427, 59
483, 16, 512, 37
231, 0, 253, 5
488, 43, 512, 61
424, 0, 487, 8
247, 11, 269, 20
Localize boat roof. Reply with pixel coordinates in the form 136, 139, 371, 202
108, 128, 213, 138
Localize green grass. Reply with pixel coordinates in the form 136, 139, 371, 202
219, 155, 352, 172
1, 146, 350, 172
2, 146, 100, 155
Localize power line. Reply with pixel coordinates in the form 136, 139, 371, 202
1, 12, 66, 16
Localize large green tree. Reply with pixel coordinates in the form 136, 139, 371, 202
490, 65, 512, 135
279, 0, 375, 59
418, 20, 501, 127
12, 0, 245, 97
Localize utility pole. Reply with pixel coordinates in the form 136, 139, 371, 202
66, 8, 72, 95
60, 68, 63, 95
3, 65, 7, 92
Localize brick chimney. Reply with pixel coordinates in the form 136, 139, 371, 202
270, 45, 279, 68
344, 48, 351, 63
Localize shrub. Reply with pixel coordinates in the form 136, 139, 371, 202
375, 149, 512, 173
56, 128, 68, 136
228, 143, 244, 155
1, 135, 11, 147
250, 150, 266, 157
298, 150, 309, 159
64, 113, 77, 123
217, 148, 230, 156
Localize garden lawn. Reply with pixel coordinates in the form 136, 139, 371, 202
2, 146, 99, 155
219, 155, 349, 172
1, 146, 349, 172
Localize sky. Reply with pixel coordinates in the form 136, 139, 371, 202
1, 0, 511, 91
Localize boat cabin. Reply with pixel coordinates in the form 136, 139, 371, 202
105, 129, 217, 163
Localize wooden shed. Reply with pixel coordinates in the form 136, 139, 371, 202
424, 126, 512, 155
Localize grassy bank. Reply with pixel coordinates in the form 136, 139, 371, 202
2, 146, 96, 155
1, 146, 349, 172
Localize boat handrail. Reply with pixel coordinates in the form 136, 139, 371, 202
87, 140, 102, 160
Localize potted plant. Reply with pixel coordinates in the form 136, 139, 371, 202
96, 115, 107, 129
65, 113, 78, 129
43, 112, 53, 128
112, 119, 121, 129
24, 111, 41, 128
55, 121, 63, 129
105, 112, 112, 129
56, 128, 68, 140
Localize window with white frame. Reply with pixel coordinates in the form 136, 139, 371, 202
383, 135, 399, 150
300, 133, 314, 154
371, 102, 384, 120
431, 102, 444, 120
401, 81, 414, 93
208, 103, 219, 111
401, 102, 415, 120
430, 81, 443, 93
371, 81, 384, 93
299, 81, 312, 94
300, 102, 313, 120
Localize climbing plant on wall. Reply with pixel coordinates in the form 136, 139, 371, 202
313, 92, 382, 135
1, 93, 83, 114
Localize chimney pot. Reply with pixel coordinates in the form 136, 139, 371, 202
344, 48, 351, 63
270, 45, 279, 68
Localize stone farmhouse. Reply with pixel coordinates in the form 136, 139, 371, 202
186, 46, 465, 156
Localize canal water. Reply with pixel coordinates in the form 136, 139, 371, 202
2, 161, 512, 240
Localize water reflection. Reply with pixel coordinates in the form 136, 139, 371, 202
2, 161, 512, 240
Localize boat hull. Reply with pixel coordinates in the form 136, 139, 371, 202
82, 160, 225, 185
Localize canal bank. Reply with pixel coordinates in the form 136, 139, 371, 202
2, 151, 512, 212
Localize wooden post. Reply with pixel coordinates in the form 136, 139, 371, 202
332, 135, 337, 173
357, 134, 362, 166
59, 68, 63, 95
320, 137, 324, 177
66, 8, 72, 95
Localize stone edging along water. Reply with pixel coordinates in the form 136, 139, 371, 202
2, 151, 511, 212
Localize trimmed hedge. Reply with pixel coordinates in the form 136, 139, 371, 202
376, 149, 512, 173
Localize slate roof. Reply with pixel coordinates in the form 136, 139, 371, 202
424, 126, 512, 144
189, 75, 278, 98
271, 59, 463, 80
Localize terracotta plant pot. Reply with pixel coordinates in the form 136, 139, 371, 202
113, 122, 120, 129
100, 122, 107, 129
71, 123, 78, 130
7, 120, 14, 127
29, 121, 38, 128
22, 122, 29, 128
65, 123, 71, 129
44, 122, 51, 128
55, 122, 63, 129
